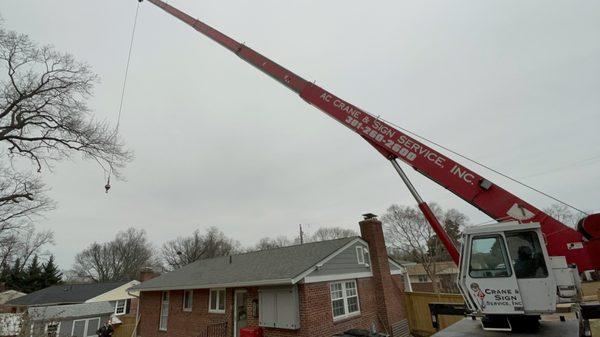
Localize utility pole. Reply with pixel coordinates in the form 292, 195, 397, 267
299, 224, 304, 244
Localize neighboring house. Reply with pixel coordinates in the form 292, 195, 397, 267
27, 302, 114, 337
7, 281, 140, 317
0, 291, 25, 313
406, 261, 459, 293
132, 216, 410, 337
85, 281, 140, 317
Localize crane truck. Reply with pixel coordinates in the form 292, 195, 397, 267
136, 0, 600, 334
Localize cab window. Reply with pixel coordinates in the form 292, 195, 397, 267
469, 235, 511, 278
506, 231, 548, 278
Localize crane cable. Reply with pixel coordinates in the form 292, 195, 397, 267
377, 116, 589, 216
105, 1, 142, 193
116, 1, 141, 133
101, 2, 590, 212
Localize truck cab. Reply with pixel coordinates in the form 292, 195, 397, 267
457, 222, 580, 330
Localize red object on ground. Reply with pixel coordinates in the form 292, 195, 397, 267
240, 327, 263, 337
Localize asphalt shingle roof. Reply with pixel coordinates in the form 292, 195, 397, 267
0, 290, 25, 304
132, 237, 358, 291
28, 302, 114, 320
7, 281, 129, 306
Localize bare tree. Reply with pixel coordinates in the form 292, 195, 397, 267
161, 227, 240, 270
71, 228, 156, 282
0, 225, 53, 267
0, 225, 53, 276
0, 25, 130, 175
0, 170, 52, 226
427, 208, 467, 262
252, 236, 292, 251
382, 203, 467, 293
0, 170, 53, 270
544, 203, 579, 227
309, 227, 357, 242
0, 23, 131, 275
247, 226, 357, 252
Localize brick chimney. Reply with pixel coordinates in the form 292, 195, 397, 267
139, 267, 160, 282
359, 213, 406, 335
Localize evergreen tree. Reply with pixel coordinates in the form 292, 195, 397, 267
0, 262, 9, 284
7, 258, 25, 291
24, 255, 43, 293
41, 255, 62, 288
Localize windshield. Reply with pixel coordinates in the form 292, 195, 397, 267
469, 235, 512, 278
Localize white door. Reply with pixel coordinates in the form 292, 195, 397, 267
464, 234, 524, 315
234, 290, 248, 337
505, 230, 556, 313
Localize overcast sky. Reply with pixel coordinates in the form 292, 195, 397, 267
2, 0, 599, 270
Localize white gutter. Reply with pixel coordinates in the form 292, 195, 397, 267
132, 278, 294, 292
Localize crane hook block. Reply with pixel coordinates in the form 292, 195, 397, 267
105, 178, 111, 193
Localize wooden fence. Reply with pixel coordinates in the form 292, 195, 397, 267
581, 281, 600, 300
113, 315, 138, 337
404, 292, 465, 337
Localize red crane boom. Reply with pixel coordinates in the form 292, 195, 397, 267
144, 0, 599, 271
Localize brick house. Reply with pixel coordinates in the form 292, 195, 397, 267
132, 216, 410, 337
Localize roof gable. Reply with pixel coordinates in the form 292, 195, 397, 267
0, 290, 26, 304
85, 280, 140, 302
303, 240, 371, 280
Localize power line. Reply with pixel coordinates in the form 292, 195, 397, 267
520, 154, 600, 179
378, 116, 588, 215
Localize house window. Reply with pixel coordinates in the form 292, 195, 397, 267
183, 290, 193, 311
71, 318, 100, 337
45, 322, 60, 337
159, 291, 169, 331
417, 275, 429, 283
469, 235, 511, 278
356, 246, 364, 264
209, 288, 226, 313
330, 280, 360, 320
506, 231, 548, 279
115, 299, 127, 315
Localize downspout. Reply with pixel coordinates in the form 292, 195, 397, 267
403, 268, 413, 293
126, 289, 141, 337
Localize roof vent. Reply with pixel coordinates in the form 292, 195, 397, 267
362, 213, 378, 220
